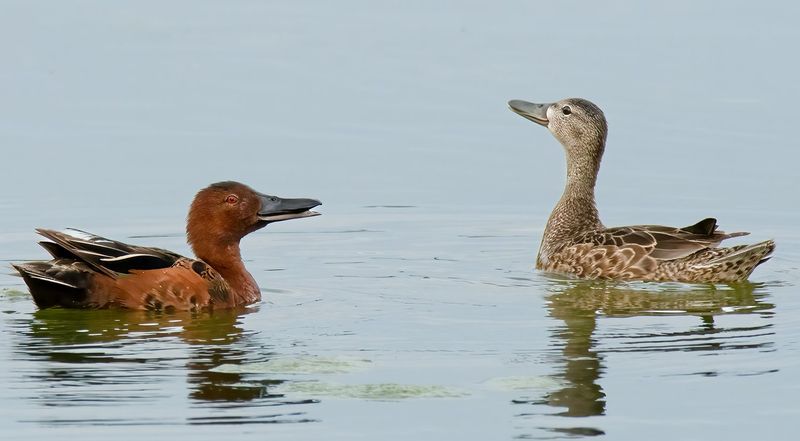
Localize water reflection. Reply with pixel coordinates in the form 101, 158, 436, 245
13, 307, 317, 426
521, 280, 774, 438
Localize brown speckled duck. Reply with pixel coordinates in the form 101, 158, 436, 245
508, 98, 774, 283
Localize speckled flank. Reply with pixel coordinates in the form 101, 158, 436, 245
510, 98, 775, 283
542, 239, 775, 283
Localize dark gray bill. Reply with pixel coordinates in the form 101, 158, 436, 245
257, 194, 322, 222
508, 100, 551, 126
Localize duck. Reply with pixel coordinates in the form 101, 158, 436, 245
508, 98, 774, 283
12, 181, 321, 310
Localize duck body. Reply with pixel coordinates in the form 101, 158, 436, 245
537, 218, 774, 283
509, 98, 774, 283
13, 182, 321, 310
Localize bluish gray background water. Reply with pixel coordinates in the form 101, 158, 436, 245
1, 1, 798, 440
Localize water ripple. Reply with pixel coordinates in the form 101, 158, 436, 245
5, 307, 319, 427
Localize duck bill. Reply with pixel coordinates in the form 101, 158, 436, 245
257, 195, 322, 223
508, 100, 551, 126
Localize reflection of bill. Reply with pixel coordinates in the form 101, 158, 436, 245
533, 281, 773, 434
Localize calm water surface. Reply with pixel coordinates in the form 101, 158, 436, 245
2, 1, 799, 440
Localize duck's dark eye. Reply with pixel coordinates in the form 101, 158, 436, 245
270, 197, 278, 202
225, 194, 239, 204
562, 106, 572, 115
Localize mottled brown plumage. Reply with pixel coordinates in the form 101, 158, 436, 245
508, 98, 774, 282
12, 182, 321, 310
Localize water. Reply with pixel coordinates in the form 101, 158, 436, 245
2, 1, 799, 440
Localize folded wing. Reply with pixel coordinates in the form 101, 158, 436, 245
35, 228, 183, 277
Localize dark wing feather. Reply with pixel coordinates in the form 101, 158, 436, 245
35, 228, 184, 277
682, 217, 718, 235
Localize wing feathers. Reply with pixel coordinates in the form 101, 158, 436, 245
573, 218, 752, 267
34, 228, 183, 277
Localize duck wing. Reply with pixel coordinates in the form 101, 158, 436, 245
35, 228, 184, 277
578, 218, 749, 262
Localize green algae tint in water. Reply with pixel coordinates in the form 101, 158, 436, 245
280, 382, 469, 400
2, 1, 800, 440
211, 356, 374, 375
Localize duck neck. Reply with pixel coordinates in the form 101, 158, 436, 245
539, 144, 605, 264
192, 239, 260, 305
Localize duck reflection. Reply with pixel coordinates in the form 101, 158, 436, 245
17, 307, 314, 423
545, 291, 604, 418
532, 280, 773, 437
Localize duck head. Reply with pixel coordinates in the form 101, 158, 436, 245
508, 98, 608, 160
186, 181, 321, 247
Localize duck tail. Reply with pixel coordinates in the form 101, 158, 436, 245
697, 240, 776, 281
754, 241, 776, 267
715, 240, 775, 265
11, 262, 89, 308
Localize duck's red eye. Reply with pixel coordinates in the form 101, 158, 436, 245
225, 194, 239, 204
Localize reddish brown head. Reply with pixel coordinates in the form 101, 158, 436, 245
186, 181, 321, 261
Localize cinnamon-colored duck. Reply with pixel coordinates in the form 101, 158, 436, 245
12, 181, 321, 310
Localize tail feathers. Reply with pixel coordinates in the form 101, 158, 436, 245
755, 242, 776, 267
705, 240, 775, 266
695, 239, 776, 280
11, 262, 89, 308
